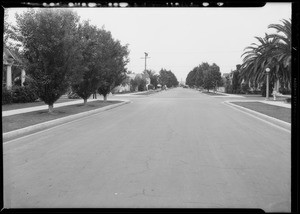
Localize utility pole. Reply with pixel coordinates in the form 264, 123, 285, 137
140, 52, 150, 71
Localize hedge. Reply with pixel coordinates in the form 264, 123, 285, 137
12, 85, 39, 103
2, 87, 13, 105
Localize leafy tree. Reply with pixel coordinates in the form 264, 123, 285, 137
130, 74, 147, 92
195, 68, 204, 87
70, 21, 102, 105
186, 63, 210, 88
3, 11, 22, 49
185, 68, 196, 87
130, 78, 138, 92
231, 65, 242, 93
15, 9, 81, 113
97, 30, 129, 101
151, 74, 159, 89
138, 78, 147, 91
144, 70, 159, 89
224, 75, 232, 93
187, 62, 221, 92
159, 68, 178, 88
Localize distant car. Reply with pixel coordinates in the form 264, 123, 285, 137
183, 85, 188, 88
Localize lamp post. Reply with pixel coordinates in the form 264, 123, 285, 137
265, 68, 270, 100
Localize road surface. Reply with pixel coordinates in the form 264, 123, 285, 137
3, 88, 291, 211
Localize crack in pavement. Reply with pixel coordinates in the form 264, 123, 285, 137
128, 188, 162, 198
195, 164, 253, 171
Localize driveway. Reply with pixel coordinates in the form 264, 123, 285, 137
3, 88, 290, 211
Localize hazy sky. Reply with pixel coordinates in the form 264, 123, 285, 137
6, 3, 291, 82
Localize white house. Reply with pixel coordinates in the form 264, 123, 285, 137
3, 48, 26, 89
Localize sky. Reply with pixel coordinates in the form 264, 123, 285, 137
6, 3, 291, 83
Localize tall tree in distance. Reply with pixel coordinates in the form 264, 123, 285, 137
70, 21, 102, 105
159, 68, 178, 88
186, 62, 221, 92
144, 70, 159, 89
97, 30, 129, 101
15, 9, 81, 113
185, 68, 196, 88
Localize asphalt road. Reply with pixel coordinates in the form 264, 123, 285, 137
3, 88, 291, 211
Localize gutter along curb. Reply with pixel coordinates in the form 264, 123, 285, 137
223, 100, 291, 132
3, 100, 131, 142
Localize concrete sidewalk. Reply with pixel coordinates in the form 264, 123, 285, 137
214, 91, 291, 108
2, 90, 160, 117
113, 90, 162, 96
201, 90, 245, 98
2, 97, 124, 117
260, 100, 291, 108
226, 99, 291, 109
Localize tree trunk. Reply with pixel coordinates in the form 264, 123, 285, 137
84, 98, 87, 105
48, 104, 54, 113
103, 95, 107, 102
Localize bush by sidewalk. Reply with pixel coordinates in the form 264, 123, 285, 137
2, 87, 13, 105
2, 85, 38, 105
12, 85, 39, 103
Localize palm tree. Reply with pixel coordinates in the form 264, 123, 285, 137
240, 19, 291, 89
268, 19, 291, 86
240, 34, 279, 84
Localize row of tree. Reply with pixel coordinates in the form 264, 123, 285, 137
185, 62, 222, 92
128, 69, 178, 92
6, 9, 129, 112
158, 69, 179, 88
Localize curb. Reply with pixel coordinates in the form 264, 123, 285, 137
3, 100, 131, 142
223, 101, 291, 132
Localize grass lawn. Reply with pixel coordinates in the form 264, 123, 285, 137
231, 101, 291, 123
202, 91, 226, 96
2, 100, 121, 133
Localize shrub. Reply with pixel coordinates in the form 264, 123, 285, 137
236, 88, 242, 94
279, 87, 291, 95
252, 90, 261, 95
261, 81, 274, 97
147, 84, 154, 90
241, 83, 250, 94
285, 98, 291, 103
12, 85, 39, 103
225, 85, 233, 94
2, 87, 13, 105
13, 77, 21, 86
138, 79, 147, 91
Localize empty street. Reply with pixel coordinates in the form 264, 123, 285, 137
3, 88, 290, 212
